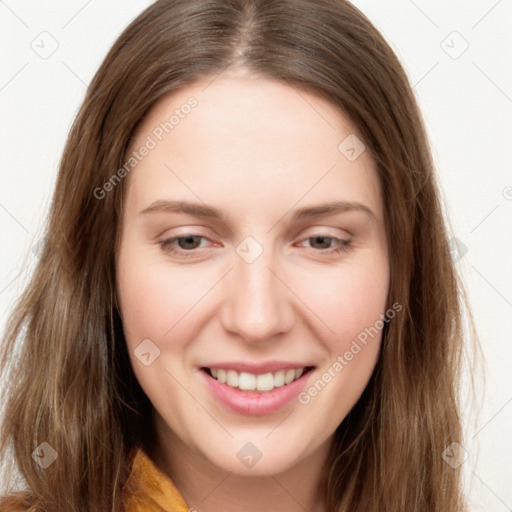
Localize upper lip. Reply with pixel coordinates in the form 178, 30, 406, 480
200, 361, 315, 375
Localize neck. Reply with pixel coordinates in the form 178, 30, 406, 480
149, 416, 331, 512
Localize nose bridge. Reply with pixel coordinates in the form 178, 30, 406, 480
221, 239, 294, 343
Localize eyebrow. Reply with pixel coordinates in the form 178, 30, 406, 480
138, 199, 376, 222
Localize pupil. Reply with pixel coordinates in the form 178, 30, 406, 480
314, 236, 329, 248
180, 236, 199, 249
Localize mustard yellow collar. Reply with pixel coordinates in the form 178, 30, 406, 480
121, 447, 190, 512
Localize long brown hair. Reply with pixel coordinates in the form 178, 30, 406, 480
1, 0, 476, 510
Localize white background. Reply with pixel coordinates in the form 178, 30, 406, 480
0, 1, 511, 510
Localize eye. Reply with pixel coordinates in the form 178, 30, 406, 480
158, 234, 211, 258
158, 233, 352, 259
297, 235, 351, 254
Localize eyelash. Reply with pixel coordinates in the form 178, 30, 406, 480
158, 234, 352, 258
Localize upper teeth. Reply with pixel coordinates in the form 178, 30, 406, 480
210, 368, 305, 392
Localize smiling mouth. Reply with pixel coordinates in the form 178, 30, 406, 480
201, 366, 315, 393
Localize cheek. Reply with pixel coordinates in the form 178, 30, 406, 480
116, 252, 204, 411
117, 255, 208, 347
293, 266, 388, 424
295, 260, 389, 344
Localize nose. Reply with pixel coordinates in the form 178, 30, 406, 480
219, 245, 295, 344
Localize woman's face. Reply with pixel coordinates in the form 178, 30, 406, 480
116, 72, 389, 476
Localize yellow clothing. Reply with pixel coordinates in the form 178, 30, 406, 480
0, 448, 190, 512
121, 447, 191, 512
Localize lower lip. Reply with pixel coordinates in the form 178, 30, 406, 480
200, 368, 314, 416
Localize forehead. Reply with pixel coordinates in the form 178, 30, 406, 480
124, 73, 382, 221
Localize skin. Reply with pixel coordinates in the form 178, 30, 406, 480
116, 70, 389, 512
